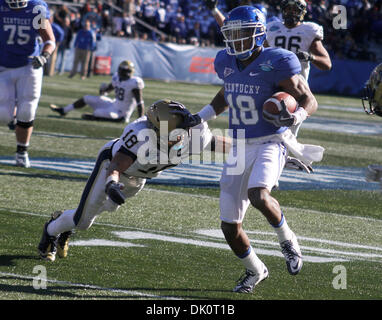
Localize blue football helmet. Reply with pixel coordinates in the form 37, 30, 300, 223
5, 0, 29, 9
254, 4, 268, 19
221, 6, 266, 60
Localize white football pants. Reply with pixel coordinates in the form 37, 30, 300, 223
219, 137, 287, 224
0, 64, 43, 124
73, 139, 146, 230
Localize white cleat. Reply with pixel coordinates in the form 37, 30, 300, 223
15, 152, 31, 168
233, 265, 269, 293
280, 232, 303, 275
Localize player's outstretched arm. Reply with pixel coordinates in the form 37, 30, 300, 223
207, 135, 232, 154
132, 88, 145, 117
203, 0, 225, 27
105, 151, 135, 205
308, 39, 332, 71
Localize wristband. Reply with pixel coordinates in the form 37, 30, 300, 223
292, 107, 308, 125
211, 7, 219, 15
197, 104, 216, 122
43, 40, 56, 51
105, 175, 118, 186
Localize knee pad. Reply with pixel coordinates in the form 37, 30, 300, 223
16, 120, 34, 128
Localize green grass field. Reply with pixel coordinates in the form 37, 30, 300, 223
0, 74, 381, 303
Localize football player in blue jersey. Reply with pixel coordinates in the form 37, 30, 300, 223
180, 6, 322, 293
0, 0, 56, 167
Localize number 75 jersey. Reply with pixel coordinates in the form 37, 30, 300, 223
0, 0, 50, 68
265, 21, 323, 80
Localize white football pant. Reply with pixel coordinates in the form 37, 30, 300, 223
83, 95, 135, 122
0, 64, 43, 124
220, 137, 287, 224
73, 139, 146, 230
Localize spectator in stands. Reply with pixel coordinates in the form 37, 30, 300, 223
46, 12, 65, 76
171, 13, 187, 44
69, 19, 96, 80
57, 17, 73, 75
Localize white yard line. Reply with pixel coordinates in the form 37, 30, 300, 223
0, 272, 181, 300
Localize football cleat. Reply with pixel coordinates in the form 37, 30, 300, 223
56, 231, 73, 259
233, 265, 269, 293
15, 152, 30, 168
50, 104, 67, 116
38, 222, 57, 262
280, 232, 303, 275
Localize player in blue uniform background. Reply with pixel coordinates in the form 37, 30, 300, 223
0, 0, 56, 167
179, 6, 320, 293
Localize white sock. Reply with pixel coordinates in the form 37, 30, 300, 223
272, 213, 293, 243
47, 209, 76, 236
238, 246, 264, 275
63, 104, 74, 113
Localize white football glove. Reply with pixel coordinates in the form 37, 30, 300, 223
285, 156, 313, 173
263, 100, 296, 127
31, 52, 50, 69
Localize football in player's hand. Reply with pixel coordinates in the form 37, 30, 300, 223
263, 92, 298, 115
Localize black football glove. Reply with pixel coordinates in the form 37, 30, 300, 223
105, 181, 125, 205
31, 51, 50, 69
285, 156, 313, 173
170, 109, 202, 128
263, 100, 296, 127
296, 50, 314, 62
204, 0, 218, 10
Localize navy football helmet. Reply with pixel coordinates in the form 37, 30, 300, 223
362, 63, 382, 117
281, 0, 307, 26
221, 6, 266, 60
5, 0, 29, 9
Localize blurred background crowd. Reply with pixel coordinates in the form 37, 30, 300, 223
49, 0, 382, 70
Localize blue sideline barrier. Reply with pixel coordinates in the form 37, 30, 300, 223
58, 37, 378, 96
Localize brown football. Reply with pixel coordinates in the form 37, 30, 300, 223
263, 92, 298, 115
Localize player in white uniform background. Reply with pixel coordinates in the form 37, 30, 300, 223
38, 99, 230, 262
264, 0, 332, 81
50, 60, 145, 122
0, 0, 56, 168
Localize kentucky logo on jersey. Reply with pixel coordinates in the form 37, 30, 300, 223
259, 60, 274, 72
224, 67, 234, 78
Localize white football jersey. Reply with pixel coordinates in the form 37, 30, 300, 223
111, 73, 145, 116
266, 21, 324, 80
111, 116, 213, 179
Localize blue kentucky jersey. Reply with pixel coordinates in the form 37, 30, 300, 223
0, 0, 50, 68
214, 47, 301, 139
